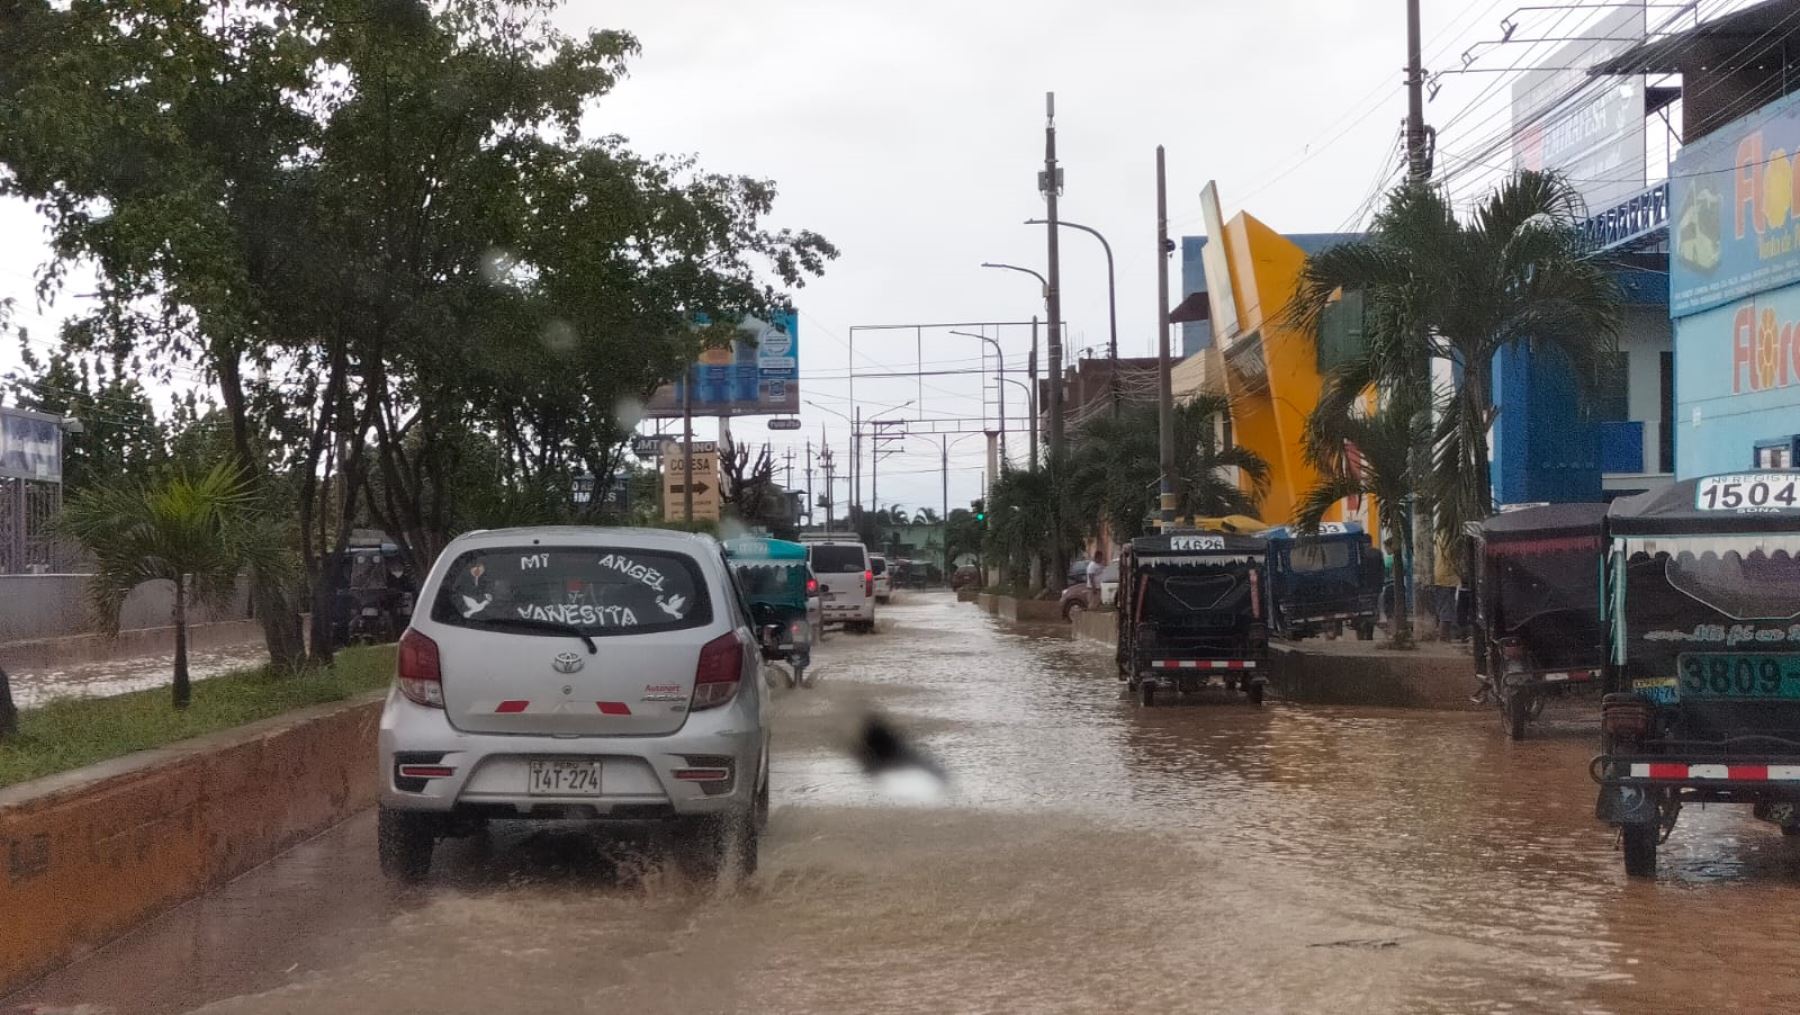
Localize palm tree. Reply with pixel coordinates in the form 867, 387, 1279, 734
1293, 377, 1430, 646
1066, 393, 1271, 543
61, 463, 289, 709
985, 466, 1081, 591
1289, 170, 1622, 575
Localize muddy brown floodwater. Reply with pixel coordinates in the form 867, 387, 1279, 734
11, 592, 1800, 1014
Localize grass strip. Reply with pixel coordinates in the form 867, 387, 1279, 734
0, 645, 394, 790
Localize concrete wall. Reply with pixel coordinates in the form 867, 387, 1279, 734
998, 596, 1062, 624
0, 692, 384, 994
0, 575, 251, 643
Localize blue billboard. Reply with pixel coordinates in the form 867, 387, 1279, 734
1670, 90, 1800, 317
645, 311, 799, 418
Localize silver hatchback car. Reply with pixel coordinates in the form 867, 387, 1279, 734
377, 527, 777, 881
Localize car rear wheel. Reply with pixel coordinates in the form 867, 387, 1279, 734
1621, 821, 1658, 877
377, 807, 436, 882
1064, 600, 1085, 622
674, 809, 758, 883
1139, 680, 1156, 707
1246, 681, 1265, 706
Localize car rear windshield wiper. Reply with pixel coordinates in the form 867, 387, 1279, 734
472, 616, 598, 654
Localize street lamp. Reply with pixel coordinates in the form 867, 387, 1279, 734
1026, 217, 1118, 415
980, 261, 1047, 298
998, 376, 1038, 471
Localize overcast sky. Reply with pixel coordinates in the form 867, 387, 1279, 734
1, 0, 1670, 517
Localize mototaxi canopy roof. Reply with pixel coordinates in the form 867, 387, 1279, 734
1258, 521, 1366, 544
1607, 472, 1800, 537
1129, 530, 1267, 565
1479, 502, 1609, 555
721, 537, 809, 561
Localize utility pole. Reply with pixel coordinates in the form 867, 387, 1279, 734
1405, 0, 1431, 184
1040, 92, 1066, 470
1027, 318, 1040, 471
682, 363, 695, 523
804, 440, 815, 528
852, 405, 862, 521
820, 433, 836, 534
1155, 145, 1176, 531
1405, 0, 1435, 632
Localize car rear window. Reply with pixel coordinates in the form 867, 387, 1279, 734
870, 557, 887, 575
810, 544, 866, 573
430, 546, 711, 636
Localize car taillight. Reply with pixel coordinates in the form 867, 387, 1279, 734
864, 569, 874, 597
807, 576, 818, 595
1501, 639, 1526, 661
691, 631, 743, 710
397, 628, 443, 708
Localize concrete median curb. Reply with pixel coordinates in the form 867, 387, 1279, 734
0, 690, 386, 996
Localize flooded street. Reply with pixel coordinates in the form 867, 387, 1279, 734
11, 592, 1800, 1014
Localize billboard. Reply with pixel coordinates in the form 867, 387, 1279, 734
1670, 89, 1800, 317
646, 311, 799, 419
0, 406, 63, 483
1510, 2, 1646, 214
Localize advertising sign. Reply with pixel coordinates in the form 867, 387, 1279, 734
1510, 2, 1646, 214
0, 406, 63, 483
645, 311, 800, 419
1198, 182, 1240, 345
1670, 90, 1800, 317
662, 447, 721, 522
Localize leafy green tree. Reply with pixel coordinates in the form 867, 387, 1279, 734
984, 467, 1085, 592
1290, 172, 1622, 573
1066, 394, 1271, 543
1, 0, 834, 667
60, 464, 291, 709
1293, 378, 1429, 646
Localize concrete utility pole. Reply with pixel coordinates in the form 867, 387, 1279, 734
852, 405, 862, 519
1155, 145, 1176, 531
1040, 92, 1069, 589
820, 432, 836, 533
1040, 92, 1066, 469
1405, 0, 1436, 629
1405, 0, 1431, 184
804, 440, 815, 528
1028, 318, 1040, 471
682, 363, 695, 523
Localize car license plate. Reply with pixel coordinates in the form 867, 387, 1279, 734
1677, 654, 1800, 699
527, 760, 602, 796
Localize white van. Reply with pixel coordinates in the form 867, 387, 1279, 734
805, 539, 876, 632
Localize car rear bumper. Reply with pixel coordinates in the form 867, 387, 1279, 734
378, 686, 762, 818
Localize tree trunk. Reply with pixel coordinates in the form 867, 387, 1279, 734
0, 666, 17, 739
173, 577, 192, 711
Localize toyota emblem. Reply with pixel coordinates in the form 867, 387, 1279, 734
551, 651, 585, 674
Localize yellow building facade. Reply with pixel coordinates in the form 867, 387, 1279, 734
1173, 188, 1375, 535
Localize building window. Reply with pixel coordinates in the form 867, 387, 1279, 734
1591, 352, 1629, 422
1755, 442, 1794, 470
